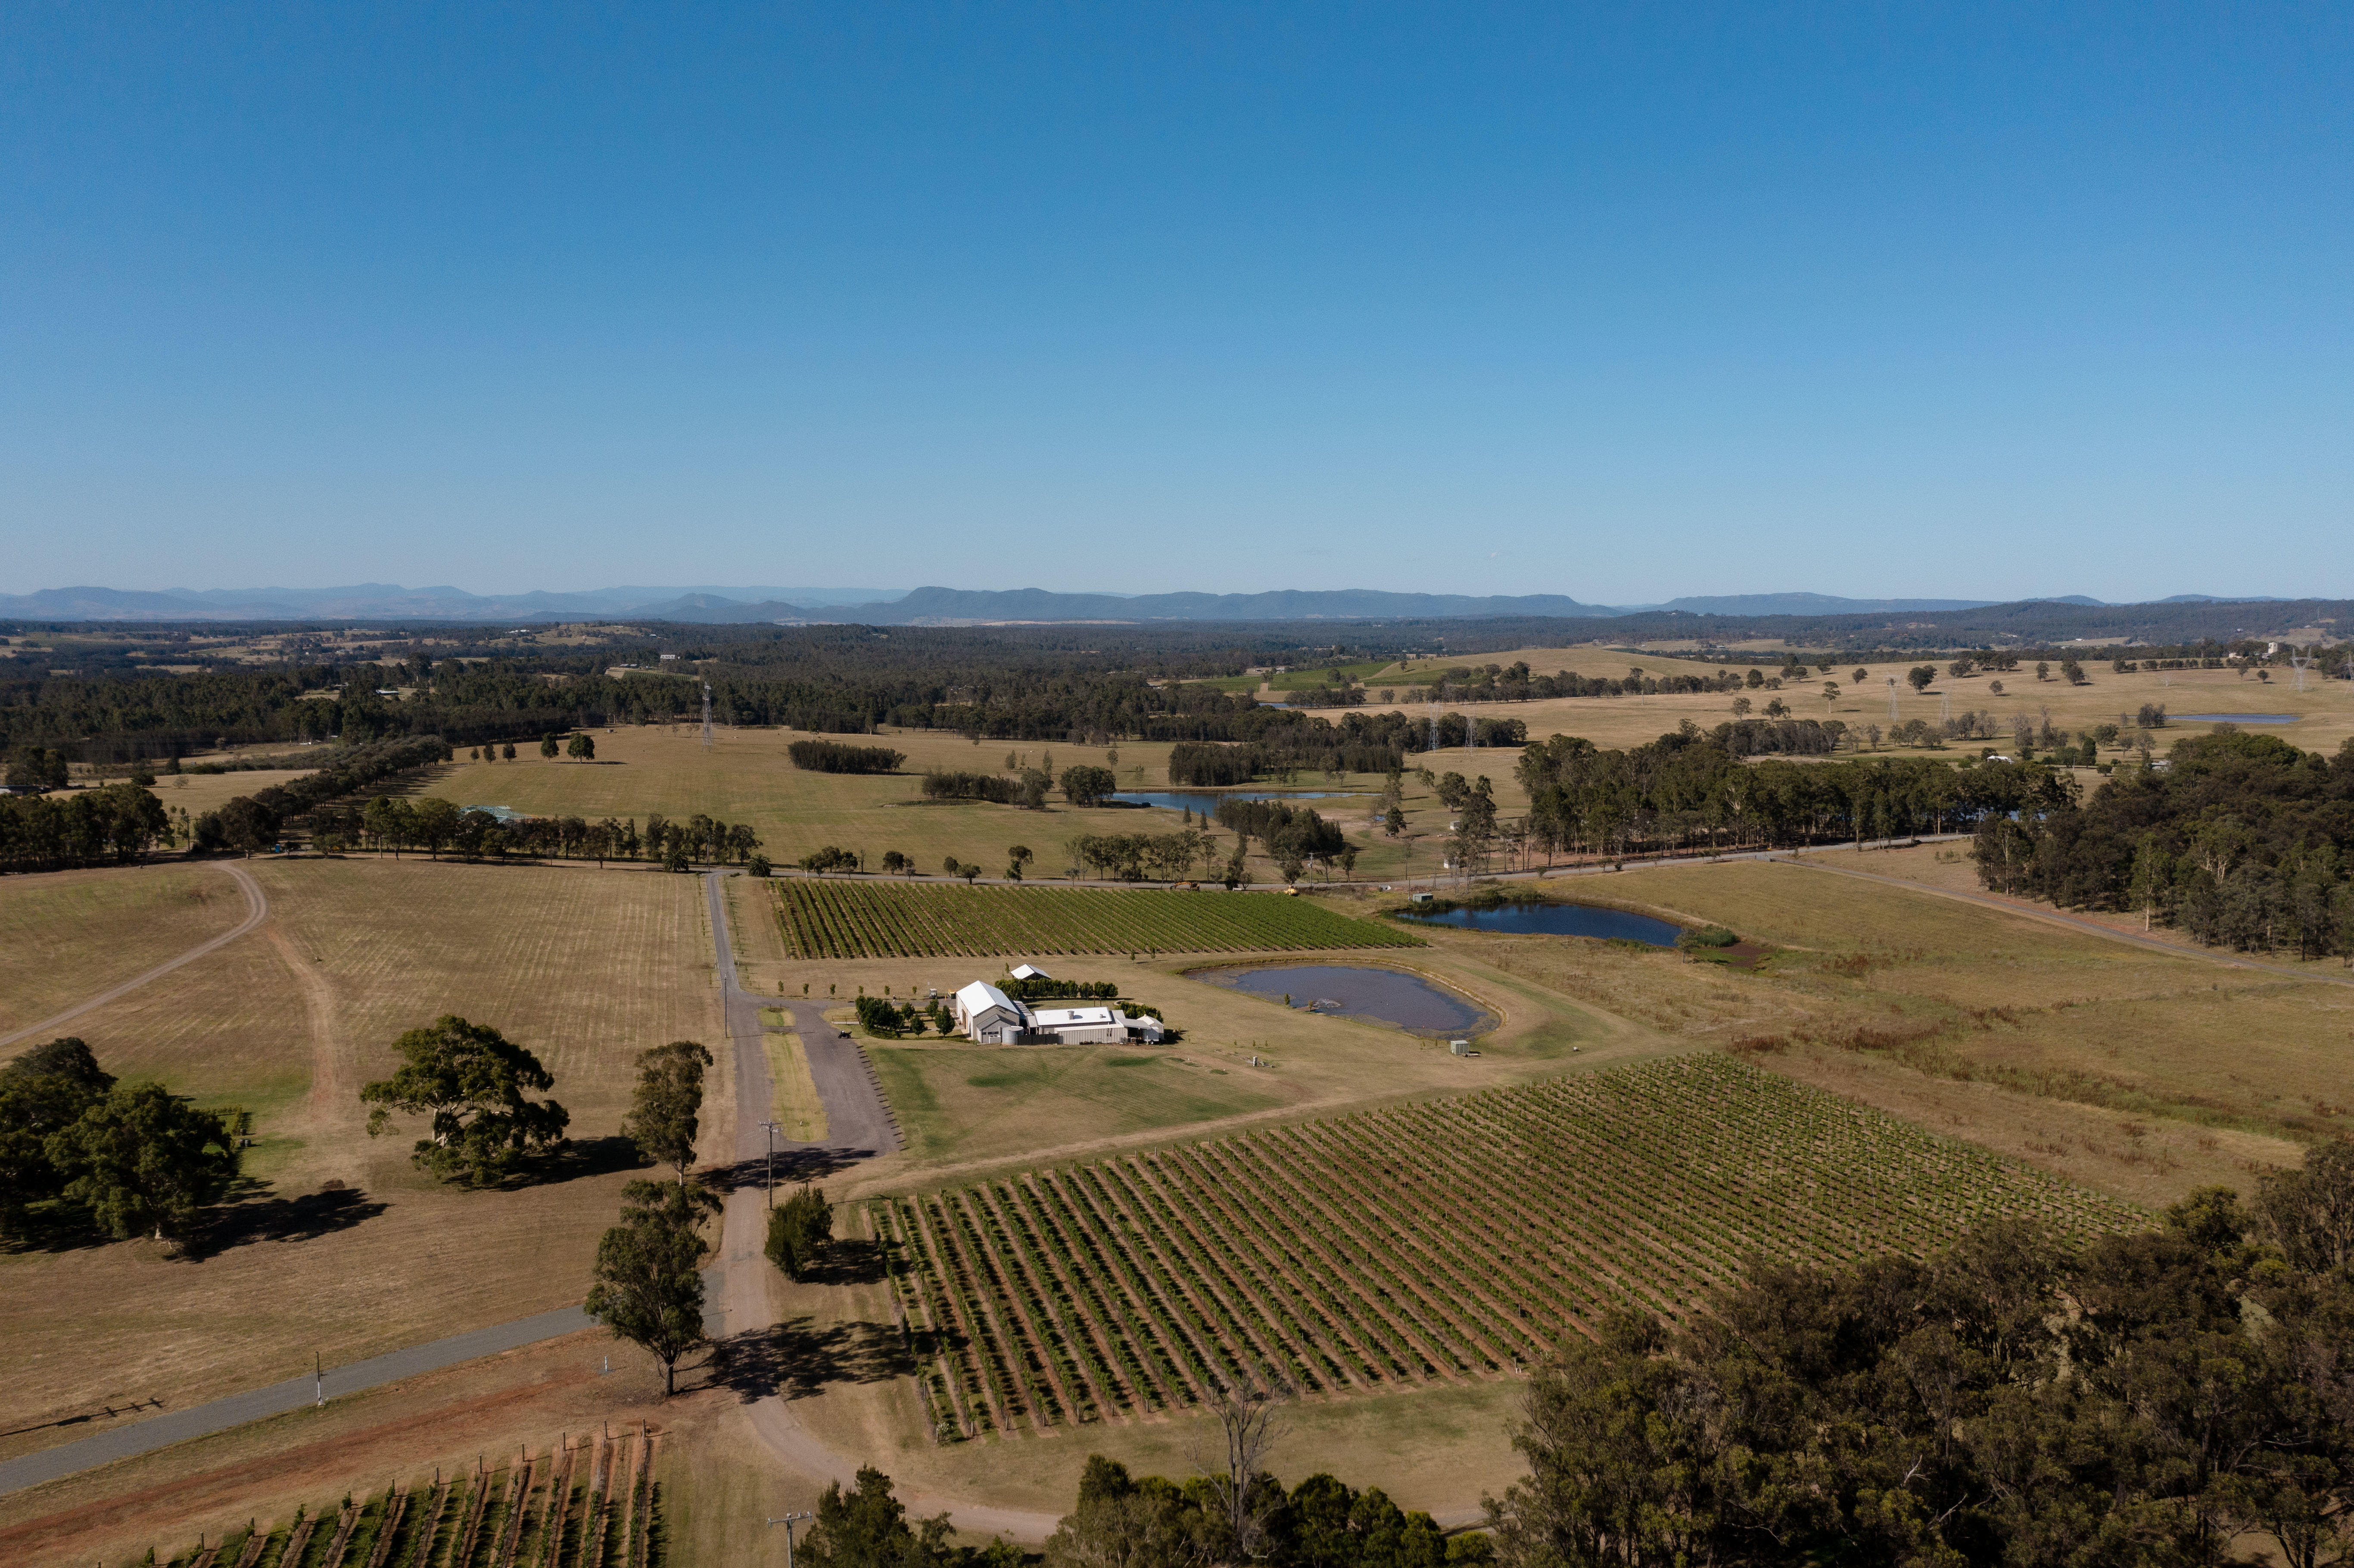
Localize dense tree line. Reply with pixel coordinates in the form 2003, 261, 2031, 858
0, 781, 171, 872
1001, 977, 1124, 1002
312, 800, 760, 870
922, 769, 1043, 806
1516, 726, 2077, 862
1214, 798, 1348, 871
789, 739, 906, 773
1977, 728, 2354, 960
183, 736, 454, 858
1489, 1146, 2354, 1568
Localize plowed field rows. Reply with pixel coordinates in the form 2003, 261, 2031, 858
872, 1054, 2141, 1439
772, 880, 1423, 958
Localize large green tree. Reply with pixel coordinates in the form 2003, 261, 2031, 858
359, 1016, 569, 1185
621, 1040, 712, 1185
46, 1081, 240, 1245
1059, 765, 1117, 807
0, 1038, 117, 1235
583, 1177, 718, 1394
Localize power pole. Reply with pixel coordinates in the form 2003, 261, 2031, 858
760, 1119, 782, 1207
766, 1511, 815, 1568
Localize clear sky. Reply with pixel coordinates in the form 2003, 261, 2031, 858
3, 4, 2347, 602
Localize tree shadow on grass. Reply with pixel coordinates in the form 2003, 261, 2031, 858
0, 1201, 116, 1256
197, 1184, 390, 1256
804, 1235, 888, 1288
707, 1314, 929, 1402
532, 1135, 649, 1186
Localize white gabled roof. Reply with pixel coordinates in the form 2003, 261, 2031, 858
1030, 1006, 1117, 1028
956, 980, 1023, 1019
1009, 964, 1054, 981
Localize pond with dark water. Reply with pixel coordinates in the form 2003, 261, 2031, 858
1111, 790, 1370, 815
1193, 963, 1490, 1036
1401, 902, 1682, 946
2171, 713, 2298, 724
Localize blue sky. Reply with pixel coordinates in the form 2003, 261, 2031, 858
3, 4, 2347, 602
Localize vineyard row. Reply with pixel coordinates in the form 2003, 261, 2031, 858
157, 1428, 661, 1568
773, 880, 1424, 960
872, 1055, 2142, 1439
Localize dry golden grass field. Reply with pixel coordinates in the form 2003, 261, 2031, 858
149, 766, 325, 820
424, 724, 1464, 884
1302, 644, 2354, 758
1423, 860, 2329, 1200
0, 857, 721, 1466
0, 864, 246, 1039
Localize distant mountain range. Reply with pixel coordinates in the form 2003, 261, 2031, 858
0, 583, 902, 623
0, 583, 2302, 625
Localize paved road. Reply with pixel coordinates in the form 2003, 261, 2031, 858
700, 875, 1081, 1537
0, 1281, 706, 1497
0, 862, 268, 1052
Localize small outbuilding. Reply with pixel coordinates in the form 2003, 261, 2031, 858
1009, 964, 1054, 982
1028, 1005, 1127, 1045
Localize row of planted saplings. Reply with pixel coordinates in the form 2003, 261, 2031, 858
160, 1427, 662, 1568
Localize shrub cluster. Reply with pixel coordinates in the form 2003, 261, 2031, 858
854, 994, 950, 1036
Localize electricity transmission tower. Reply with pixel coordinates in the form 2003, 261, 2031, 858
1886, 677, 1900, 722
701, 682, 714, 748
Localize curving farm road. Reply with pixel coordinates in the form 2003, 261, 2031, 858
0, 861, 270, 1054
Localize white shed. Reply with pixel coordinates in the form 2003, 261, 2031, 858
1028, 1005, 1127, 1046
953, 981, 1029, 1044
1009, 964, 1055, 982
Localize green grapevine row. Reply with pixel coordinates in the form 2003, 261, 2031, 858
872, 1055, 2143, 1440
774, 880, 1423, 959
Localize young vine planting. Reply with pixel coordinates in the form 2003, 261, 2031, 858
773, 881, 1423, 959
872, 1054, 2142, 1440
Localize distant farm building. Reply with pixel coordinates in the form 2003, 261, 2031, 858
950, 980, 1164, 1045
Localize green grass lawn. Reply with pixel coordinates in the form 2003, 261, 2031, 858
869, 1042, 1286, 1165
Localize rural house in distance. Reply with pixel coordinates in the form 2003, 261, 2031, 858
950, 978, 1164, 1045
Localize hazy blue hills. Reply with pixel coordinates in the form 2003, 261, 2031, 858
0, 582, 2310, 625
0, 583, 902, 622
